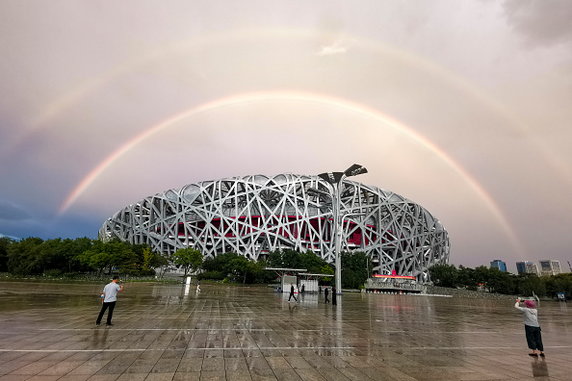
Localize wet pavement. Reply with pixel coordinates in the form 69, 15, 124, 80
0, 281, 571, 380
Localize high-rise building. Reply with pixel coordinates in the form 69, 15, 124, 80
516, 261, 539, 275
490, 259, 507, 272
539, 260, 562, 276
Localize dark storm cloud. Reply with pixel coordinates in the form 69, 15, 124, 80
0, 199, 31, 221
503, 0, 572, 47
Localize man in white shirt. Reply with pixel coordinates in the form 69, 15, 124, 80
96, 276, 124, 326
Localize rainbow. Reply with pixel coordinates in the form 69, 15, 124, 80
17, 27, 570, 189
58, 90, 525, 255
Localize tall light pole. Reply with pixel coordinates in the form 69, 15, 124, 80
314, 164, 368, 295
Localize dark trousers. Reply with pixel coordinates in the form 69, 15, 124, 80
96, 301, 116, 324
525, 325, 543, 351
288, 292, 297, 301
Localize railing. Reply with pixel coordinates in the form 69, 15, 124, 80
364, 278, 426, 293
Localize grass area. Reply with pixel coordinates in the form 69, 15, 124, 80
0, 272, 179, 283
0, 273, 273, 286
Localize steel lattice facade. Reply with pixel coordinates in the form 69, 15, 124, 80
99, 174, 450, 280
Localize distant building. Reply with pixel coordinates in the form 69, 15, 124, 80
516, 261, 539, 275
539, 260, 562, 276
490, 259, 507, 272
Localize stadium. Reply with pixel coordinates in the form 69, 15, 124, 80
99, 174, 450, 280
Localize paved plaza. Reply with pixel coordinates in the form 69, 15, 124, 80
0, 281, 571, 380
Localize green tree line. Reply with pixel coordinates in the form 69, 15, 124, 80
429, 263, 572, 299
0, 237, 371, 287
0, 236, 167, 277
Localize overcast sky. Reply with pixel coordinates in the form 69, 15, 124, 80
1, 0, 571, 272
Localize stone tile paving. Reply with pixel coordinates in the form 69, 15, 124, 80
0, 281, 571, 380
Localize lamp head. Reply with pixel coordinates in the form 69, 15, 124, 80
318, 172, 344, 184
344, 164, 368, 177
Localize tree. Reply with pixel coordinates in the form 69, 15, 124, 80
0, 237, 14, 272
202, 252, 242, 280
268, 249, 303, 269
5, 237, 96, 275
473, 266, 490, 288
515, 274, 546, 297
319, 264, 334, 285
37, 238, 67, 274
199, 252, 272, 283
299, 251, 330, 274
340, 251, 370, 289
66, 237, 96, 273
429, 264, 458, 288
172, 247, 203, 277
7, 237, 44, 275
79, 240, 135, 275
487, 268, 515, 294
79, 241, 113, 276
544, 273, 572, 298
457, 266, 479, 290
227, 255, 258, 283
140, 247, 168, 276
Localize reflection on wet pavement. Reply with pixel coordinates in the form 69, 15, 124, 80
531, 358, 549, 377
0, 281, 571, 380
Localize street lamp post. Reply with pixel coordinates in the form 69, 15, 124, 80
315, 164, 368, 295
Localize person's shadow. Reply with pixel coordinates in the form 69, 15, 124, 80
288, 302, 298, 314
92, 327, 109, 349
531, 358, 549, 377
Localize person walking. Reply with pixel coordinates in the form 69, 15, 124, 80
332, 286, 337, 305
515, 298, 545, 357
96, 276, 124, 326
288, 283, 298, 302
324, 287, 330, 303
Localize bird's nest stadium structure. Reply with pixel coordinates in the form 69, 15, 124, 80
99, 174, 450, 280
